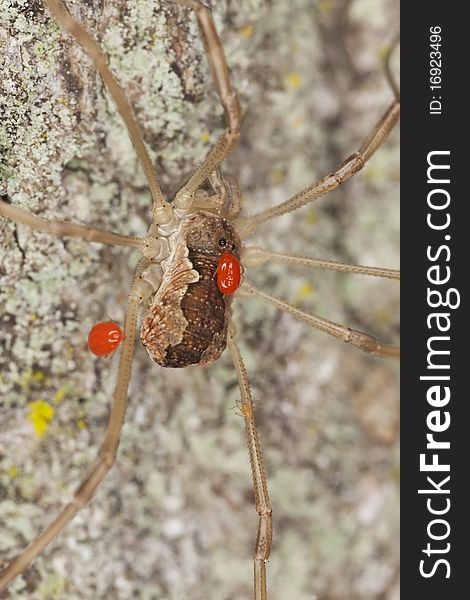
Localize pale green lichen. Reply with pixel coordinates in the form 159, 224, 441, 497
1, 0, 399, 598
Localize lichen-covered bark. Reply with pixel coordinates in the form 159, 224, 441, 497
1, 1, 399, 598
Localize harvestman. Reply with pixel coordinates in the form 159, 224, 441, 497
0, 0, 400, 597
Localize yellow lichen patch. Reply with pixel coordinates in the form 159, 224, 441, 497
201, 131, 210, 142
53, 388, 66, 404
291, 116, 304, 128
378, 43, 392, 62
28, 400, 55, 437
296, 282, 315, 301
241, 24, 253, 39
364, 163, 379, 182
307, 424, 319, 439
29, 313, 36, 321
305, 208, 318, 225
284, 72, 302, 90
19, 368, 33, 389
8, 466, 19, 478
376, 306, 392, 325
77, 419, 87, 430
268, 167, 285, 184
19, 368, 47, 389
32, 370, 45, 383
37, 572, 69, 597
318, 0, 334, 14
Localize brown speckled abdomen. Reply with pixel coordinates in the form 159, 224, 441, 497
163, 252, 227, 367
140, 212, 241, 368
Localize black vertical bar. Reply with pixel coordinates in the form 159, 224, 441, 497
401, 3, 468, 597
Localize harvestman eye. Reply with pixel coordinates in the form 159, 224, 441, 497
0, 0, 400, 597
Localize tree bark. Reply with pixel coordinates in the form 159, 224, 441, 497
1, 1, 399, 598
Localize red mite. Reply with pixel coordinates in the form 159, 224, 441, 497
217, 252, 242, 295
88, 321, 124, 356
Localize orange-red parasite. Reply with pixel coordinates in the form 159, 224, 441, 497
88, 321, 124, 356
217, 252, 242, 294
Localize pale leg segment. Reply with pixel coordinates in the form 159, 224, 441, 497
236, 100, 400, 233
188, 169, 242, 219
0, 259, 151, 592
173, 0, 241, 207
0, 197, 144, 248
41, 0, 172, 224
228, 321, 272, 600
243, 246, 400, 280
240, 280, 400, 358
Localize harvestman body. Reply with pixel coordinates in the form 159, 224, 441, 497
141, 212, 242, 368
0, 0, 400, 597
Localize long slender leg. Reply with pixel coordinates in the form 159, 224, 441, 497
0, 259, 150, 592
41, 0, 173, 225
243, 246, 400, 281
236, 100, 400, 234
227, 321, 272, 600
173, 0, 241, 208
239, 280, 400, 358
0, 197, 144, 248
